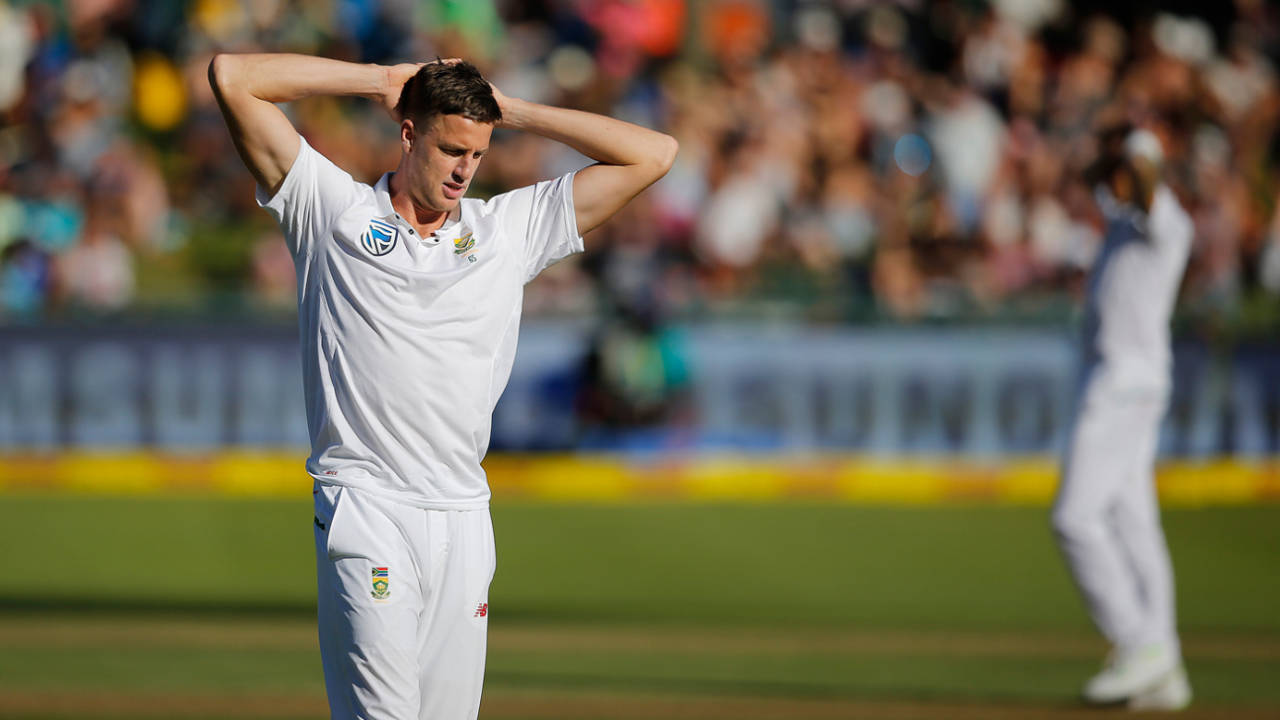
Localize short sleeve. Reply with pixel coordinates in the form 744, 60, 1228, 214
485, 171, 585, 284
256, 136, 360, 258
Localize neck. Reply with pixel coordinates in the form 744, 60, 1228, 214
388, 165, 449, 234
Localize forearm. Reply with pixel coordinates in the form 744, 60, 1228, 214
211, 53, 387, 104
499, 98, 676, 170
497, 97, 676, 234
209, 53, 411, 194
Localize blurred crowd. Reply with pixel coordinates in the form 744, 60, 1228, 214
3, 0, 1280, 329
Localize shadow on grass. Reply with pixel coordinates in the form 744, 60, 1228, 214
0, 594, 316, 618
486, 668, 1083, 709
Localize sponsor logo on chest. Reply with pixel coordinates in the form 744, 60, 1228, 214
360, 218, 398, 256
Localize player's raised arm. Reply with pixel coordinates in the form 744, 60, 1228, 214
490, 86, 678, 236
207, 53, 422, 195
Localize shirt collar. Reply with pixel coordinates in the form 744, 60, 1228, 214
374, 172, 396, 218
375, 172, 464, 240
1095, 183, 1148, 231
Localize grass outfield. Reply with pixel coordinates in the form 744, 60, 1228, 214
0, 495, 1276, 719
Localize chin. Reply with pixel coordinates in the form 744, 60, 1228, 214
418, 194, 455, 213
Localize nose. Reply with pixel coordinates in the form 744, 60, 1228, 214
454, 156, 479, 182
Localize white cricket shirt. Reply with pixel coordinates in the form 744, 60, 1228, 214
258, 136, 583, 509
1082, 184, 1193, 394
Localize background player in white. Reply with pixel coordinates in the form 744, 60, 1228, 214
1052, 119, 1193, 711
208, 53, 676, 719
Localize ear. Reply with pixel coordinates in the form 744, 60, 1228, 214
401, 119, 415, 154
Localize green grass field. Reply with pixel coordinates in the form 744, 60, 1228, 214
0, 495, 1276, 719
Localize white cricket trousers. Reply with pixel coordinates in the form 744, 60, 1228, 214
313, 483, 495, 720
1052, 386, 1178, 653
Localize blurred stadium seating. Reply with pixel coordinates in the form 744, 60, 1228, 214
3, 1, 1280, 475
2, 0, 1278, 324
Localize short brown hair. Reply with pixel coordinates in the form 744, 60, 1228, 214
395, 61, 501, 126
1085, 120, 1132, 187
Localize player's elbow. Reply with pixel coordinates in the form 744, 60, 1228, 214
207, 53, 243, 97
636, 134, 678, 187
653, 134, 679, 176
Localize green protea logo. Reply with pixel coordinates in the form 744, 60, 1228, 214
453, 232, 475, 255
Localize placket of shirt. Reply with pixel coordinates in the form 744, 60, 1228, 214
391, 211, 440, 268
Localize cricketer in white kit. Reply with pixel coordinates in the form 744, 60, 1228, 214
1053, 124, 1193, 711
208, 54, 677, 719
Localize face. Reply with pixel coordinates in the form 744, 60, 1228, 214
401, 113, 493, 213
1108, 164, 1135, 204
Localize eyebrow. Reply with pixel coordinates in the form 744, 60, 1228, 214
440, 143, 488, 155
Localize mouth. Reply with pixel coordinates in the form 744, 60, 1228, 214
442, 181, 465, 200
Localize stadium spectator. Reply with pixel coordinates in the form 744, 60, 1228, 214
3, 0, 1280, 332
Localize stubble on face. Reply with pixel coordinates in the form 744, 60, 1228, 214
406, 114, 494, 216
